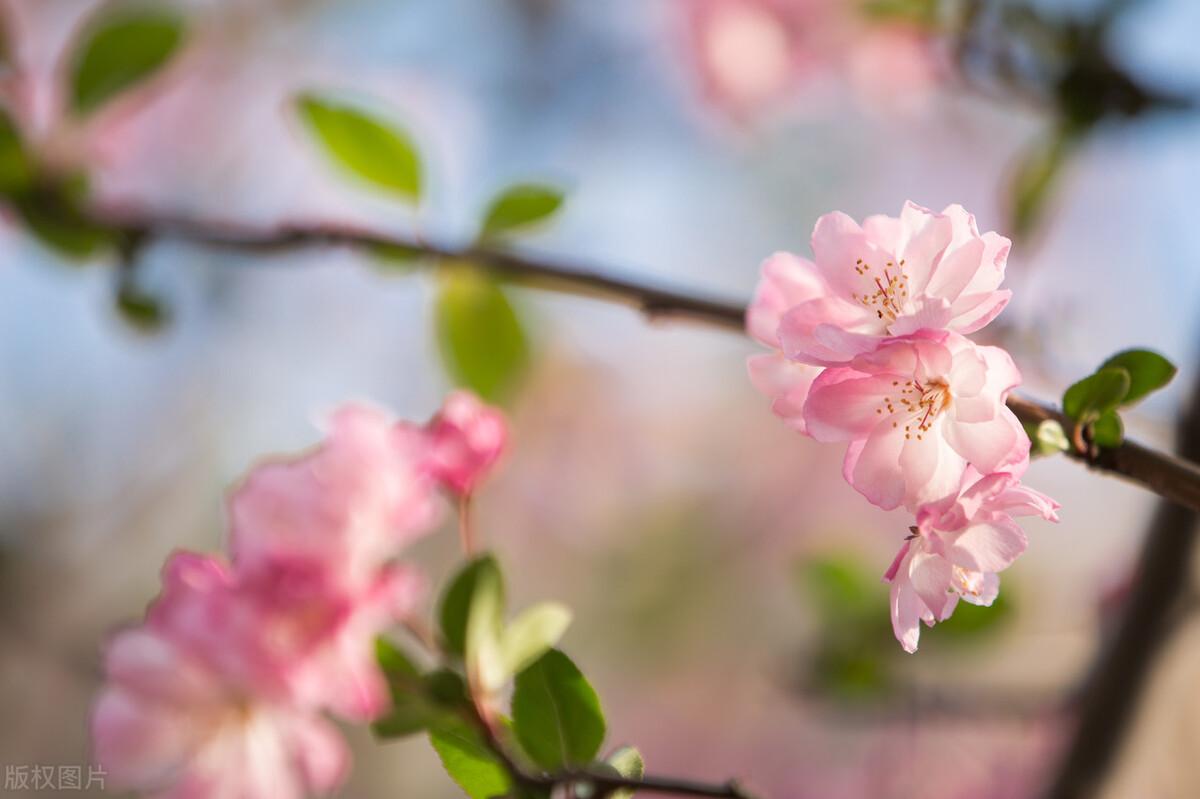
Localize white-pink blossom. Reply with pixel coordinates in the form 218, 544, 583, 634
746, 252, 824, 434
804, 331, 1027, 510
778, 202, 1012, 365
886, 469, 1059, 652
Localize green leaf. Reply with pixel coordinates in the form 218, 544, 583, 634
501, 602, 572, 678
296, 93, 421, 202
480, 184, 564, 241
429, 721, 512, 799
439, 555, 505, 657
1100, 349, 1177, 406
70, 9, 184, 115
1062, 367, 1131, 423
605, 746, 645, 799
511, 649, 606, 770
435, 267, 530, 403
372, 640, 472, 740
13, 190, 116, 260
116, 284, 168, 332
1010, 126, 1077, 238
0, 109, 33, 195
1027, 419, 1070, 457
1092, 410, 1124, 449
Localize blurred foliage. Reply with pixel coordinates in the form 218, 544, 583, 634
955, 0, 1195, 237
297, 93, 422, 202
479, 184, 565, 242
377, 556, 637, 799
435, 266, 531, 404
795, 551, 1013, 702
70, 8, 184, 115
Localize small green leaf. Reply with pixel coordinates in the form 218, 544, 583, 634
70, 9, 184, 115
429, 721, 512, 799
605, 746, 645, 799
116, 284, 168, 332
1027, 419, 1070, 457
296, 93, 421, 202
13, 191, 116, 259
512, 649, 606, 770
0, 109, 33, 195
435, 266, 530, 403
1062, 367, 1131, 423
480, 184, 564, 241
465, 558, 507, 693
501, 602, 572, 678
1100, 349, 1177, 406
439, 555, 505, 657
372, 640, 471, 739
1092, 410, 1124, 448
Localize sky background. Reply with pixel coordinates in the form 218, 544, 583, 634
2, 1, 1200, 797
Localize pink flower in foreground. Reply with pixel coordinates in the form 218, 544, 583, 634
746, 252, 824, 433
425, 390, 508, 496
885, 469, 1059, 652
778, 202, 1012, 365
92, 554, 356, 799
804, 331, 1026, 510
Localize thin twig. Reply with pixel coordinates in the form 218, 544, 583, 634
89, 208, 1200, 513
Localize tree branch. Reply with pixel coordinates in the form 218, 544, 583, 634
92, 208, 1200, 512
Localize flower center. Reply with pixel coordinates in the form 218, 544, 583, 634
876, 378, 951, 441
849, 258, 909, 326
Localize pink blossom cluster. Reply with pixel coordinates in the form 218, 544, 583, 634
748, 202, 1059, 651
680, 0, 939, 119
90, 393, 507, 798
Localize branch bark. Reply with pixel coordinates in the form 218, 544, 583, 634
94, 209, 1200, 513
1042, 367, 1200, 799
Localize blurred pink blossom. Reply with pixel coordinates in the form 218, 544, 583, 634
92, 401, 448, 797
804, 331, 1025, 510
425, 390, 508, 496
885, 468, 1059, 652
746, 252, 824, 434
679, 0, 940, 118
91, 554, 353, 798
778, 202, 1012, 365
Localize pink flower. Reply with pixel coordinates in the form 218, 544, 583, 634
681, 0, 825, 117
804, 331, 1026, 510
425, 391, 508, 496
229, 404, 440, 588
885, 469, 1059, 652
91, 554, 354, 799
746, 252, 824, 433
778, 202, 1012, 365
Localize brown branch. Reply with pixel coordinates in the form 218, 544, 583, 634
1042, 366, 1200, 799
91, 208, 1200, 512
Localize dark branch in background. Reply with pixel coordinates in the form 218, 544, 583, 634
91, 208, 1200, 514
1043, 362, 1200, 799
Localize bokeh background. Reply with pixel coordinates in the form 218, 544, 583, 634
2, 0, 1200, 796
